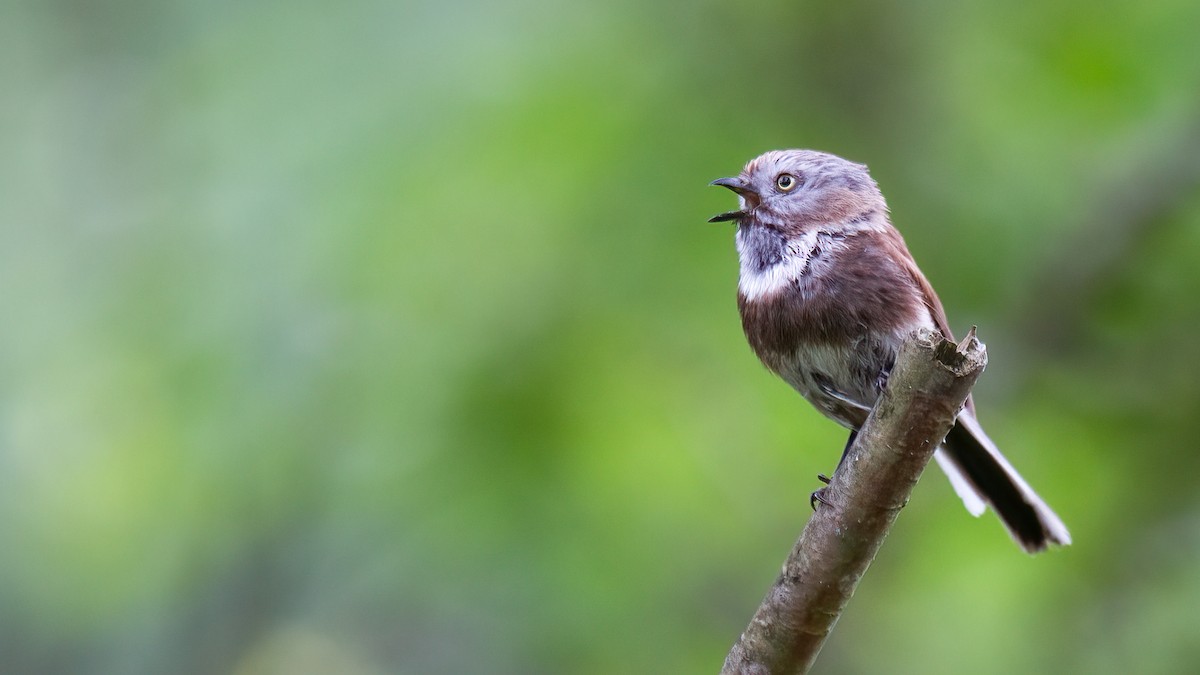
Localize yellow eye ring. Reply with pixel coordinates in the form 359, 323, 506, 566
776, 173, 798, 191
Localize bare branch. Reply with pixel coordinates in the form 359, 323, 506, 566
721, 328, 987, 675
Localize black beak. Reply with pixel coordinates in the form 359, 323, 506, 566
708, 177, 755, 222
710, 177, 751, 194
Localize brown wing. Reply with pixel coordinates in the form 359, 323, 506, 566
877, 225, 976, 414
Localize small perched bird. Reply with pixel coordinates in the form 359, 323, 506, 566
709, 149, 1070, 553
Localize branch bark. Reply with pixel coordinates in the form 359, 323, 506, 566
721, 328, 987, 675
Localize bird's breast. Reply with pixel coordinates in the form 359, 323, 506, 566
735, 225, 933, 415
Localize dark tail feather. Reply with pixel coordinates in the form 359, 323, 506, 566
935, 413, 1071, 553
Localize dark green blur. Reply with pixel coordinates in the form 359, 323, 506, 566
2, 0, 1199, 673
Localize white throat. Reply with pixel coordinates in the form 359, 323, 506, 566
736, 230, 820, 302
735, 212, 888, 302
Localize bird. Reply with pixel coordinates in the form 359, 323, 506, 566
708, 149, 1070, 553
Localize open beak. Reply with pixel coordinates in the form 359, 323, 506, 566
708, 177, 755, 222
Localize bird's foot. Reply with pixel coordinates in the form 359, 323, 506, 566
810, 487, 832, 510
810, 473, 835, 509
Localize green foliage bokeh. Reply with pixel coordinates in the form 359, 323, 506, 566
3, 0, 1200, 673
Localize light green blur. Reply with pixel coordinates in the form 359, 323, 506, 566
2, 0, 1199, 673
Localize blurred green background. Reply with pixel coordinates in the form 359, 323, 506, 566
3, 0, 1200, 673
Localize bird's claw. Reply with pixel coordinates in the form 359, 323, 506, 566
810, 487, 832, 510
810, 472, 835, 509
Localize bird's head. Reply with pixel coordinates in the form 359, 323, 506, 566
709, 149, 886, 232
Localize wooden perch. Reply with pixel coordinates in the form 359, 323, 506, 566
721, 328, 987, 675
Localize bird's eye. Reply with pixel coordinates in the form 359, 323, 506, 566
776, 173, 800, 191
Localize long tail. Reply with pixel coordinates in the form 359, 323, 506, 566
932, 412, 1071, 553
